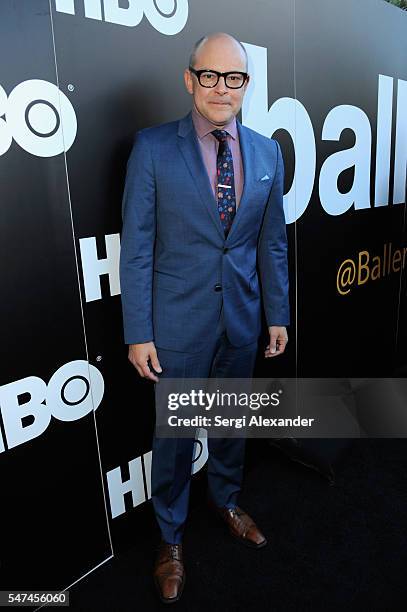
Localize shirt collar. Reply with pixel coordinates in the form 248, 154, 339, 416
191, 105, 237, 141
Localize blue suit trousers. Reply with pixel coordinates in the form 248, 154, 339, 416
151, 305, 259, 544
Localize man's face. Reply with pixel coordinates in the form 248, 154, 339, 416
184, 36, 250, 127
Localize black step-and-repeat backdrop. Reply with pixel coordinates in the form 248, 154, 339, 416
0, 0, 406, 591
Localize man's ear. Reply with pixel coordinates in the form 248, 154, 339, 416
184, 68, 193, 94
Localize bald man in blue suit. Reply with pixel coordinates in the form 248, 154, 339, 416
119, 32, 289, 603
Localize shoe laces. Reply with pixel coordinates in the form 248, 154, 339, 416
169, 544, 181, 560
158, 542, 182, 562
229, 507, 245, 518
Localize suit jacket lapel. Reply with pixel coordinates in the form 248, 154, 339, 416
177, 112, 225, 240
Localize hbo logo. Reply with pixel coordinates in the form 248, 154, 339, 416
0, 79, 77, 158
0, 360, 104, 451
55, 0, 189, 36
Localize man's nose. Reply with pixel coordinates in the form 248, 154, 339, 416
214, 76, 228, 94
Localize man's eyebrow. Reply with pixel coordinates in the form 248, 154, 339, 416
195, 68, 246, 72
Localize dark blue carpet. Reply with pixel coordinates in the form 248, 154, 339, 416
70, 439, 407, 611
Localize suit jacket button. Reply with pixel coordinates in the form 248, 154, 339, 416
214, 283, 222, 292
223, 247, 229, 254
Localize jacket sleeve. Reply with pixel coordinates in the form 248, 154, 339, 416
258, 139, 290, 327
119, 130, 156, 344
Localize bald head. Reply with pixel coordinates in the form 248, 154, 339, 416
189, 33, 248, 71
184, 32, 250, 128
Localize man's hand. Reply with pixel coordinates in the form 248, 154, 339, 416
265, 326, 288, 358
128, 342, 162, 382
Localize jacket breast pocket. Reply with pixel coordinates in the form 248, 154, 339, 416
259, 180, 272, 195
153, 271, 186, 295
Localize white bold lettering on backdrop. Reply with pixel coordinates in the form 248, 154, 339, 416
375, 75, 393, 207
319, 105, 372, 215
242, 43, 406, 222
242, 42, 316, 225
54, 0, 189, 35
106, 456, 146, 518
0, 79, 77, 158
106, 431, 208, 517
79, 234, 121, 302
394, 78, 407, 205
0, 361, 104, 450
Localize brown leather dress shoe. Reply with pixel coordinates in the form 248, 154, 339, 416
215, 505, 267, 549
153, 541, 185, 604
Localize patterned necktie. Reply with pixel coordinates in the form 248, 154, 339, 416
212, 129, 236, 236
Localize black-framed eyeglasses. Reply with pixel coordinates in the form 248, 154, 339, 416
189, 67, 248, 89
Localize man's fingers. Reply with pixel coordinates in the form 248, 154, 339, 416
128, 343, 161, 382
266, 347, 284, 358
140, 360, 159, 382
265, 334, 287, 358
265, 349, 283, 358
135, 364, 145, 378
265, 348, 282, 358
269, 334, 278, 354
150, 349, 162, 374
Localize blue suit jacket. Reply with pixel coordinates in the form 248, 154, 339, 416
119, 112, 289, 353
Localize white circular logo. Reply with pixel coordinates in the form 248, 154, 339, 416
143, 0, 188, 35
46, 360, 104, 422
1, 79, 77, 158
0, 85, 13, 155
191, 428, 208, 474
